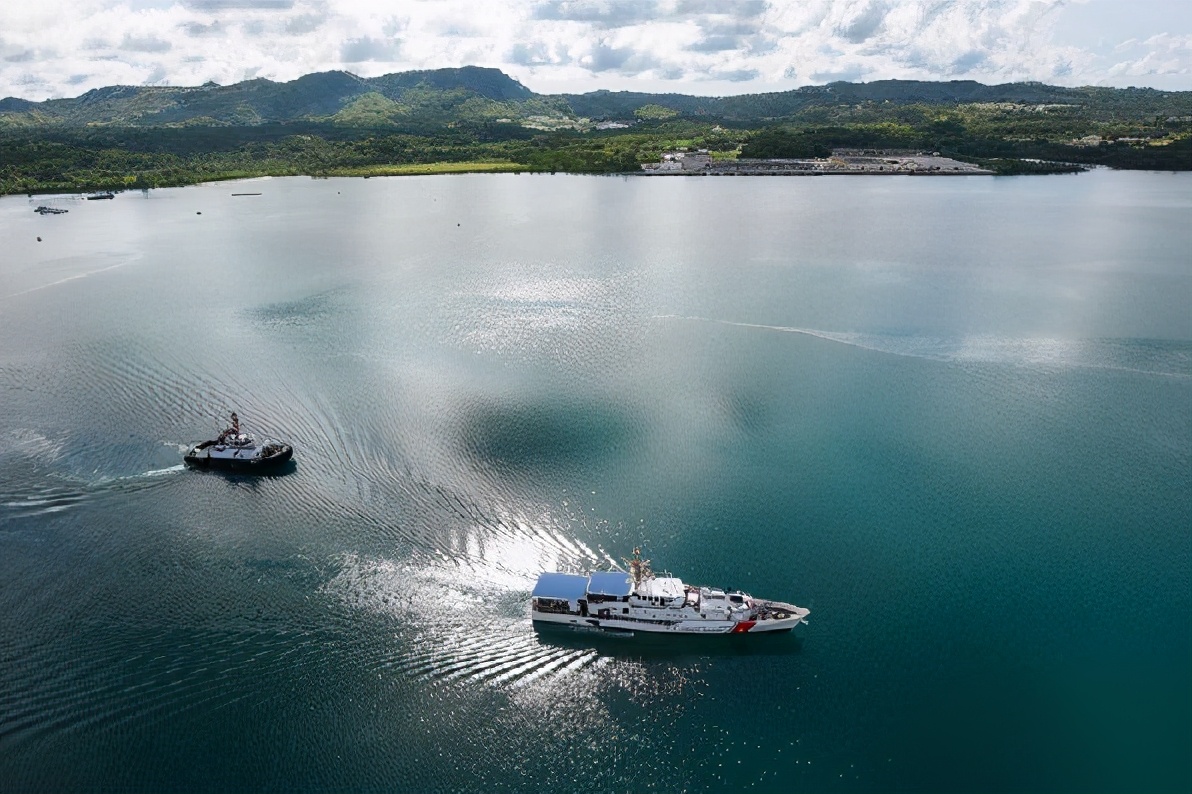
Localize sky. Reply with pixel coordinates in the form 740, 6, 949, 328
1, 0, 1190, 101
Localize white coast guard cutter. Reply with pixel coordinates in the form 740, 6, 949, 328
531, 549, 809, 635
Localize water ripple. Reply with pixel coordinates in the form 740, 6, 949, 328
658, 315, 1192, 379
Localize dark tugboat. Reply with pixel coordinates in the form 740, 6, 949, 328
184, 412, 293, 472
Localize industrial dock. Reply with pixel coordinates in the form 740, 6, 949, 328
641, 149, 993, 176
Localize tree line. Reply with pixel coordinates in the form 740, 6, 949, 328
4, 110, 1189, 195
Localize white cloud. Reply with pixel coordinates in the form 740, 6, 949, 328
1109, 32, 1192, 79
0, 0, 1188, 100
120, 34, 173, 53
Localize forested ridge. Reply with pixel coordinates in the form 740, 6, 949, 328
3, 67, 1190, 194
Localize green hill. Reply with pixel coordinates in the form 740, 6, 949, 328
0, 67, 540, 128
5, 68, 1189, 130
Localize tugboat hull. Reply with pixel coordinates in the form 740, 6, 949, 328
184, 440, 293, 472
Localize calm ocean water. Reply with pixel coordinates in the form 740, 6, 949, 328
0, 170, 1188, 792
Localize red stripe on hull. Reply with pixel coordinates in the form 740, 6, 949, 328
730, 620, 756, 633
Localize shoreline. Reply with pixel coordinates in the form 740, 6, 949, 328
2, 160, 533, 198
0, 158, 1110, 198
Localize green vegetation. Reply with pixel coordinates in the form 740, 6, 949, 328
634, 104, 679, 120
1, 128, 523, 193
740, 128, 832, 158
2, 68, 1190, 195
324, 161, 523, 177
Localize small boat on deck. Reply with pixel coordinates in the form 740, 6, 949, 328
531, 549, 810, 636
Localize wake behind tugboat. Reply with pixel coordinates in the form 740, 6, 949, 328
184, 411, 293, 472
531, 549, 809, 636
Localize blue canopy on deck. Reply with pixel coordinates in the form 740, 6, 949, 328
586, 571, 633, 597
531, 573, 588, 601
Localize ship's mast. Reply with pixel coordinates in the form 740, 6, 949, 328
624, 547, 653, 589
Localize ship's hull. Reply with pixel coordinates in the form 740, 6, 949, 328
531, 603, 808, 635
184, 441, 293, 472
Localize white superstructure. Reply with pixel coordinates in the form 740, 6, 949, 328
531, 550, 809, 635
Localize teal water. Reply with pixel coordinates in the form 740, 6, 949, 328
0, 170, 1189, 792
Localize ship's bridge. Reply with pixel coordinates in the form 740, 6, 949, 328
636, 577, 684, 599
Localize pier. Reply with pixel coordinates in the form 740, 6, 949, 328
641, 149, 993, 176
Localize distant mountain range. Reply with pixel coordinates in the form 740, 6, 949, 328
3, 66, 1190, 130
0, 67, 542, 128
